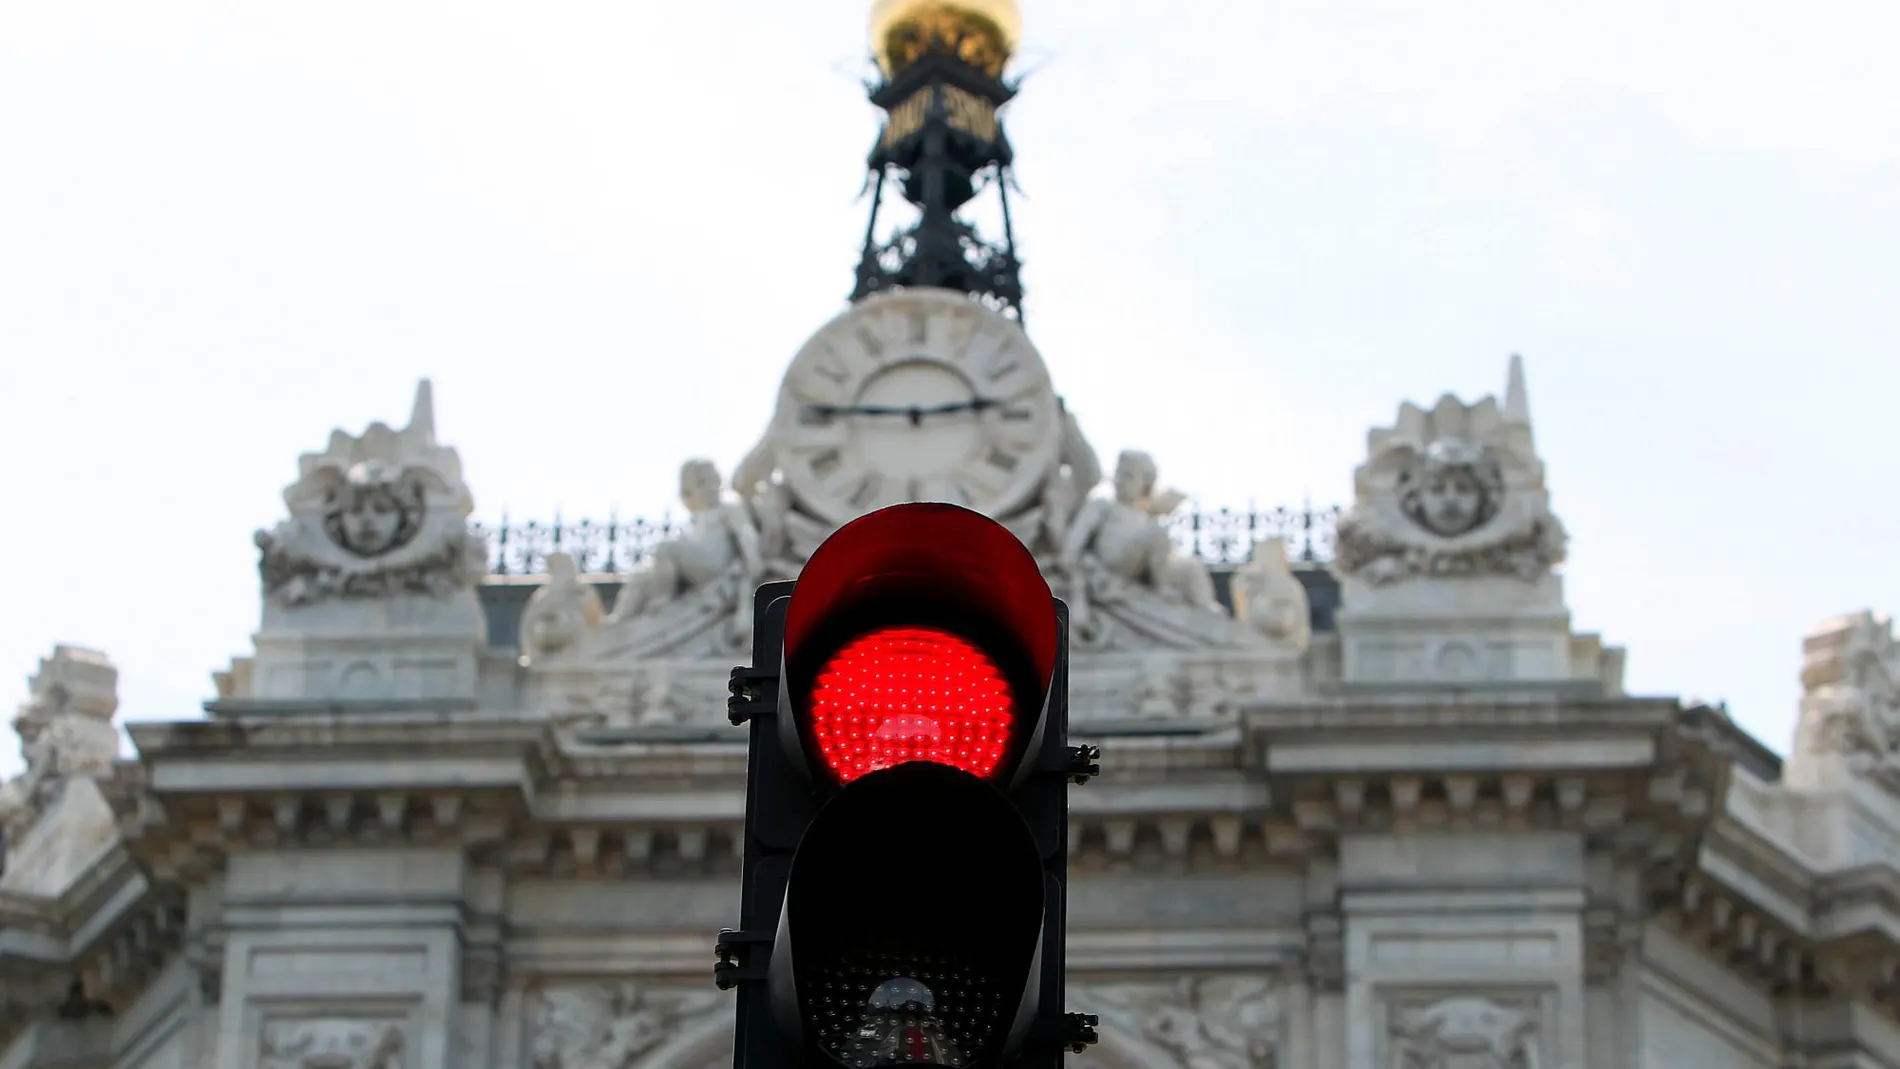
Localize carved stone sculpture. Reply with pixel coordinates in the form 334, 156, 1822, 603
1788, 610, 1900, 785
597, 460, 769, 658
1230, 539, 1312, 651
1055, 451, 1263, 652
1334, 356, 1566, 587
0, 646, 119, 850
253, 381, 486, 608
260, 1019, 406, 1069
522, 553, 606, 663
1388, 995, 1544, 1069
533, 984, 728, 1069
1061, 451, 1216, 608
1074, 976, 1282, 1069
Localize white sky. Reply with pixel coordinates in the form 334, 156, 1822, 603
1, 0, 1896, 777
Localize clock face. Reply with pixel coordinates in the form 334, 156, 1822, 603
773, 289, 1061, 526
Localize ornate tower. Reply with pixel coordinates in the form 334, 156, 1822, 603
852, 0, 1027, 324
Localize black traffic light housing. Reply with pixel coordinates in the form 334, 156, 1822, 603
718, 503, 1099, 1069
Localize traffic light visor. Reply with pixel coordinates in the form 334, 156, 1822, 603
783, 503, 1058, 786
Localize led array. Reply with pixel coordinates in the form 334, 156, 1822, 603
808, 952, 1006, 1069
807, 626, 1016, 783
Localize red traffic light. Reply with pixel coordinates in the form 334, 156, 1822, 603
781, 503, 1058, 788
809, 626, 1017, 783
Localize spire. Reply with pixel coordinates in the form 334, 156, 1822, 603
409, 378, 437, 444
1503, 354, 1529, 424
852, 0, 1028, 325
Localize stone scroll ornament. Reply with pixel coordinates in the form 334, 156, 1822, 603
1334, 356, 1567, 586
253, 381, 487, 607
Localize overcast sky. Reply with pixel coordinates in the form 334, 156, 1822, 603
2, 0, 1896, 777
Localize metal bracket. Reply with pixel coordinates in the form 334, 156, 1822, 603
726, 666, 778, 727
1063, 744, 1102, 785
713, 928, 773, 990
1063, 1012, 1100, 1053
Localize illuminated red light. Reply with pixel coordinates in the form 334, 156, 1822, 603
807, 626, 1017, 783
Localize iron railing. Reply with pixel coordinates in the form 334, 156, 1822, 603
473, 505, 1341, 577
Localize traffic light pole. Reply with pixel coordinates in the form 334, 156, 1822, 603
719, 580, 801, 1069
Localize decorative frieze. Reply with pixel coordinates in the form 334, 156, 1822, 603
1072, 976, 1284, 1069
260, 1018, 407, 1069
531, 984, 728, 1069
1386, 994, 1544, 1069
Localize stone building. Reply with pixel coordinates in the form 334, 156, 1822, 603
5, 3, 1900, 1069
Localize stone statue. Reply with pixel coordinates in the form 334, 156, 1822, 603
1788, 610, 1900, 784
1334, 357, 1566, 587
1230, 539, 1312, 651
1059, 450, 1221, 640
0, 646, 120, 850
253, 380, 487, 608
611, 460, 765, 644
521, 553, 606, 663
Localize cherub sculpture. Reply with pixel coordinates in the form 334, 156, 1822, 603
611, 460, 766, 641
1058, 450, 1219, 638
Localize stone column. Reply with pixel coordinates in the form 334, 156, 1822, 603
1337, 831, 1589, 1069
212, 847, 478, 1069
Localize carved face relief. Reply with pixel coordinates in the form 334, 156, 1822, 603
322, 466, 425, 558
1398, 443, 1503, 538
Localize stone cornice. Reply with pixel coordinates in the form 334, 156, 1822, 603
4, 695, 1895, 1029
1654, 767, 1900, 1019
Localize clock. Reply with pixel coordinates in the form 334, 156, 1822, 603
772, 288, 1062, 527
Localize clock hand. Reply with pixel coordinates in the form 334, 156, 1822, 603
800, 397, 1017, 426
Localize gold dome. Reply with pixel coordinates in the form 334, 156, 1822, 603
869, 0, 1021, 80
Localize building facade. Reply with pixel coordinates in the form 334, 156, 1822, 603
6, 4, 1900, 1069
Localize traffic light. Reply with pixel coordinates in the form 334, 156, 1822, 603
718, 502, 1099, 1069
